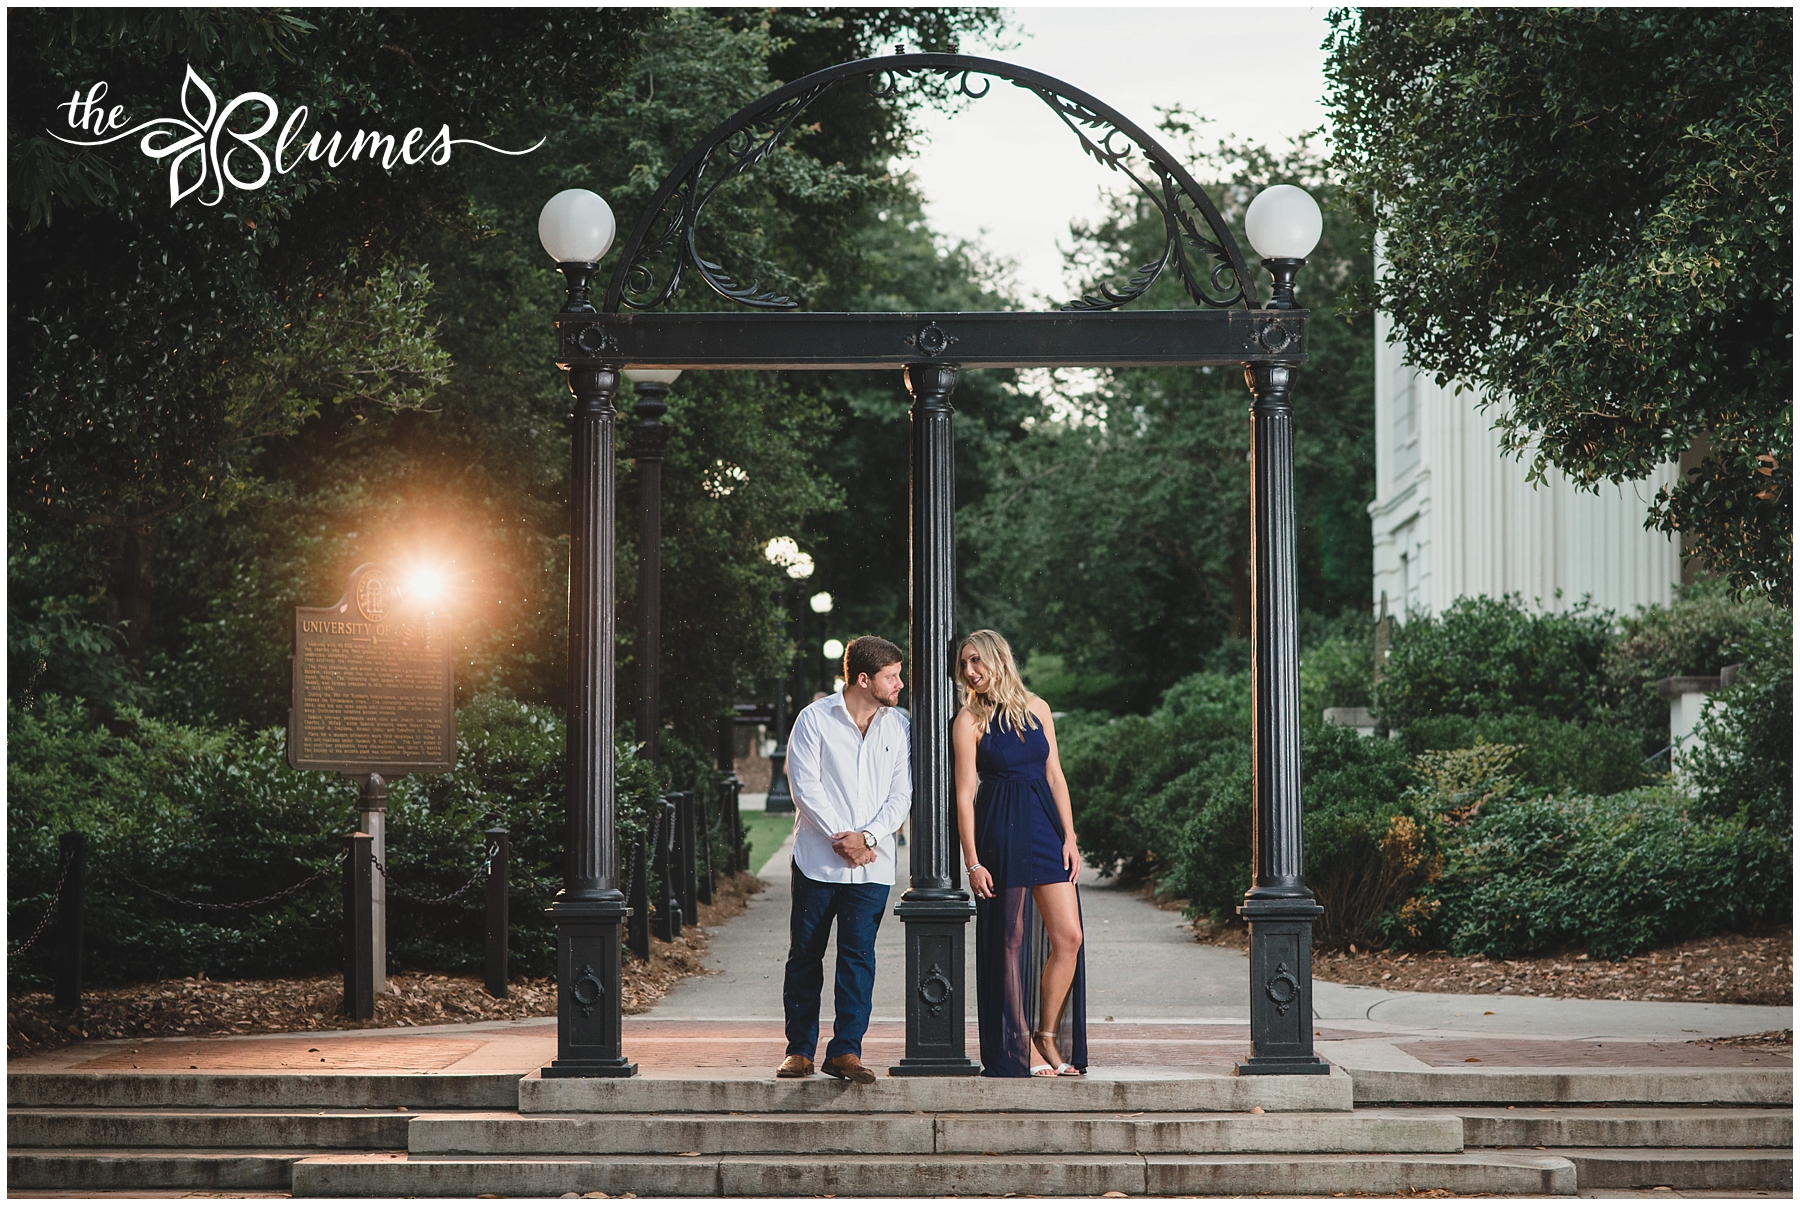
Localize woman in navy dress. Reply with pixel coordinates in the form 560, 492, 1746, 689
953, 629, 1087, 1077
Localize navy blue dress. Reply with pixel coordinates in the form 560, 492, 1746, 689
972, 713, 1088, 1077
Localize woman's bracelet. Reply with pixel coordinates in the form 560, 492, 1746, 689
966, 862, 984, 874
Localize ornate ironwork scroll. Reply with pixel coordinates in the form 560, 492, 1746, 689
602, 53, 1253, 315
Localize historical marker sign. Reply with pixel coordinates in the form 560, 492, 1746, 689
288, 562, 455, 774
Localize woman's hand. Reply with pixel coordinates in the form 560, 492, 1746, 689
969, 864, 996, 899
1062, 838, 1081, 883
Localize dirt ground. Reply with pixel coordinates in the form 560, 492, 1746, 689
7, 871, 760, 1057
1191, 912, 1793, 1007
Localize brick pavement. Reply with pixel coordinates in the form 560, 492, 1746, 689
14, 1017, 1786, 1077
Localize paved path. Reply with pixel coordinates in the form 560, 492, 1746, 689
651, 827, 1792, 1043
9, 833, 1787, 1078
646, 827, 1248, 1025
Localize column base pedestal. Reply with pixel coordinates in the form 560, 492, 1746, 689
1238, 891, 1326, 1075
890, 893, 979, 1078
1237, 1055, 1331, 1076
542, 894, 638, 1080
542, 1058, 638, 1079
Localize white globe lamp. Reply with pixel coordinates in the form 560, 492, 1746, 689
1244, 185, 1322, 310
539, 188, 616, 314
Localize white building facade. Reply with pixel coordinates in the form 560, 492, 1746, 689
1368, 310, 1685, 620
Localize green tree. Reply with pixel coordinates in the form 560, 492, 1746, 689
1327, 8, 1792, 602
960, 134, 1375, 707
9, 8, 656, 666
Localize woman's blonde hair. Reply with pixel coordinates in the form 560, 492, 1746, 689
955, 629, 1038, 737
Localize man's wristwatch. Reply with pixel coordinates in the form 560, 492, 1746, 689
859, 830, 876, 850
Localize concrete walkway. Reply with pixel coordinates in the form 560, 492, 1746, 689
9, 836, 1787, 1081
651, 827, 1791, 1043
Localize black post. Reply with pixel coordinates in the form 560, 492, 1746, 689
892, 362, 979, 1077
52, 831, 86, 1012
696, 789, 715, 906
765, 633, 794, 813
627, 840, 650, 961
1238, 348, 1328, 1076
544, 268, 634, 1079
344, 831, 375, 1020
485, 827, 510, 999
653, 798, 679, 942
632, 374, 673, 764
678, 791, 699, 924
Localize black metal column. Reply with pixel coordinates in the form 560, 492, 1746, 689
632, 378, 672, 763
1238, 360, 1327, 1075
892, 362, 979, 1077
678, 792, 700, 922
543, 291, 635, 1077
52, 831, 86, 1012
344, 831, 374, 1020
765, 611, 794, 813
485, 826, 510, 999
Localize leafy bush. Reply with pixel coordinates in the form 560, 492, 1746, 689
1410, 788, 1791, 959
1376, 595, 1613, 727
1163, 723, 1425, 947
1687, 609, 1792, 830
1397, 712, 1649, 797
1602, 580, 1778, 753
7, 693, 676, 987
1061, 672, 1251, 884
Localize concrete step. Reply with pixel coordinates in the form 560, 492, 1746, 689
7, 1147, 385, 1191
1348, 1067, 1792, 1107
519, 1067, 1354, 1114
1542, 1147, 1795, 1191
1441, 1107, 1794, 1149
291, 1150, 1578, 1197
7, 1107, 413, 1150
6, 1071, 519, 1110
407, 1108, 1463, 1155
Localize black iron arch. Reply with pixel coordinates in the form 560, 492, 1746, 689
601, 52, 1255, 315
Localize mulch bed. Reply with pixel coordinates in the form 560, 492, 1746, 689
1190, 913, 1793, 1007
7, 871, 760, 1058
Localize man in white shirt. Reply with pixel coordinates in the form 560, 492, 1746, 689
776, 635, 911, 1084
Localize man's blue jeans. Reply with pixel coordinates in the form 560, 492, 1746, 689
783, 863, 890, 1061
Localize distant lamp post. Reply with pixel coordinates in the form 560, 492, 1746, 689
538, 185, 636, 1079
1237, 183, 1329, 1075
762, 538, 813, 814
811, 593, 835, 694
625, 367, 682, 764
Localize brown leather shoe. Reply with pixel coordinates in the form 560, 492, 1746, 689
775, 1054, 814, 1078
821, 1053, 876, 1084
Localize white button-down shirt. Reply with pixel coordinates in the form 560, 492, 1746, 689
785, 688, 911, 885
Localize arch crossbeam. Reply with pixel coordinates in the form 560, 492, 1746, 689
601, 52, 1255, 315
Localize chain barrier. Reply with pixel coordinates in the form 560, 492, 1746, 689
114, 851, 348, 913
6, 850, 73, 960
371, 843, 497, 906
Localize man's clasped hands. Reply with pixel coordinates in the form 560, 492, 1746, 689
831, 830, 875, 867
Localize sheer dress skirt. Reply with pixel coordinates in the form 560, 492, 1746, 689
973, 776, 1088, 1077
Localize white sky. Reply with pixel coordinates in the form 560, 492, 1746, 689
904, 6, 1335, 305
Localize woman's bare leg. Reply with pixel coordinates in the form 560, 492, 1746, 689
1030, 881, 1083, 1066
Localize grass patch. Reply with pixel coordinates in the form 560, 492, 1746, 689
740, 810, 795, 874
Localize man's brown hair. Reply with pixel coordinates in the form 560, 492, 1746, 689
843, 635, 903, 686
